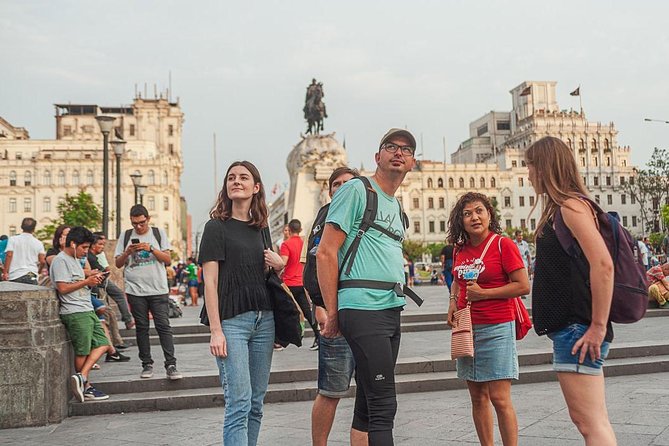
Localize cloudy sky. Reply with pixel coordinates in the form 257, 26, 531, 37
2, 0, 668, 230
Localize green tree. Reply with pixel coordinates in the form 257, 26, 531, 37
36, 191, 101, 244
425, 242, 445, 262
402, 239, 426, 261
662, 204, 669, 228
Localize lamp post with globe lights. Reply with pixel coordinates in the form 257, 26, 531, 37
111, 139, 126, 238
95, 115, 115, 237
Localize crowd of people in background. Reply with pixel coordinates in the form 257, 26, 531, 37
4, 128, 669, 446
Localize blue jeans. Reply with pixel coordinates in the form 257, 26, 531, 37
217, 311, 275, 446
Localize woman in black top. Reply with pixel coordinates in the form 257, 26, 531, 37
199, 161, 284, 446
526, 137, 616, 445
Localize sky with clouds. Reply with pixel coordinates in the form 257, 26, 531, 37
2, 0, 668, 230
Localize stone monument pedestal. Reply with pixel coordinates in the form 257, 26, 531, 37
0, 282, 70, 428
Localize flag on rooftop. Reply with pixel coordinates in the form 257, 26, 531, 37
570, 86, 580, 96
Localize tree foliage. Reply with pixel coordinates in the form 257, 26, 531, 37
402, 239, 426, 261
624, 148, 669, 234
425, 242, 445, 262
36, 191, 101, 244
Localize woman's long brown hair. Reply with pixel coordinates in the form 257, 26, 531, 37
525, 136, 589, 236
447, 192, 502, 246
209, 161, 268, 228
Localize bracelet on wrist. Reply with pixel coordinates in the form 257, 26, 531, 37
449, 296, 457, 301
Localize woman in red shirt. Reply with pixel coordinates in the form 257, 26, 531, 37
447, 192, 530, 446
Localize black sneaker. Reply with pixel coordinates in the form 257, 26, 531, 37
70, 373, 85, 403
83, 386, 109, 401
105, 351, 131, 362
310, 339, 319, 351
166, 365, 183, 380
114, 344, 129, 350
140, 364, 154, 378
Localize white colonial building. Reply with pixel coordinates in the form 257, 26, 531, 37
0, 95, 187, 255
270, 80, 642, 244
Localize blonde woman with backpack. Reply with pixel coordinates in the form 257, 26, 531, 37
526, 136, 617, 445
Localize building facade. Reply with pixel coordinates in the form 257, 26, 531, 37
270, 80, 643, 246
0, 95, 187, 256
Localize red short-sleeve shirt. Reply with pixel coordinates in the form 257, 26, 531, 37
280, 235, 304, 287
453, 232, 525, 324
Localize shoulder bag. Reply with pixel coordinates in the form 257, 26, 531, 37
261, 227, 305, 347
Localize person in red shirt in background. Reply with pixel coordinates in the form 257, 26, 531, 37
281, 219, 320, 350
447, 192, 530, 446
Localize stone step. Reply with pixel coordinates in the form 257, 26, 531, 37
118, 308, 669, 345
69, 353, 669, 416
85, 342, 669, 395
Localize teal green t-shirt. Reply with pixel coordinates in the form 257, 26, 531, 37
326, 177, 406, 311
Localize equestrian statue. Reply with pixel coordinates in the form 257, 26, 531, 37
303, 78, 328, 134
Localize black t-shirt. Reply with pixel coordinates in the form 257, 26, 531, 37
440, 245, 454, 264
198, 218, 272, 321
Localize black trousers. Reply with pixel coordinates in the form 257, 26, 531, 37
288, 286, 320, 339
339, 307, 402, 446
127, 293, 176, 368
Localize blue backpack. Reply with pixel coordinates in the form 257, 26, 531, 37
554, 197, 649, 323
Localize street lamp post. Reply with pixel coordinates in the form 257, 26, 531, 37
137, 185, 147, 205
95, 115, 115, 237
111, 139, 127, 239
130, 173, 143, 204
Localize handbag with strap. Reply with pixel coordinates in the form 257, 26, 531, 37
451, 303, 474, 359
450, 234, 500, 359
261, 228, 306, 348
513, 297, 532, 340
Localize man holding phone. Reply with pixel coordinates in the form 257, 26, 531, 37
115, 204, 182, 380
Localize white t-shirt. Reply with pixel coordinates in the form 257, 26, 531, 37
50, 251, 94, 315
514, 239, 531, 269
114, 227, 171, 296
638, 240, 649, 266
6, 233, 45, 280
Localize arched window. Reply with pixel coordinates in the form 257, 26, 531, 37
591, 138, 597, 150
162, 171, 168, 185
58, 170, 66, 186
437, 178, 444, 188
86, 170, 94, 185
9, 170, 16, 186
566, 138, 572, 149
148, 170, 155, 185
72, 170, 80, 185
490, 177, 496, 188
469, 177, 475, 188
427, 177, 433, 188
43, 170, 51, 185
458, 177, 464, 188
24, 171, 32, 186
448, 178, 454, 188
43, 197, 51, 212
480, 177, 485, 188
579, 139, 585, 150
604, 139, 610, 150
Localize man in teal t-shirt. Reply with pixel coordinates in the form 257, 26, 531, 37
317, 128, 416, 445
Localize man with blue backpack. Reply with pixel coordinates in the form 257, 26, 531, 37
317, 128, 422, 446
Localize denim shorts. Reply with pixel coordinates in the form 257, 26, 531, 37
547, 323, 610, 375
317, 335, 355, 398
91, 295, 106, 321
457, 321, 518, 382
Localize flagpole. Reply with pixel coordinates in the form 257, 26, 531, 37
579, 90, 583, 116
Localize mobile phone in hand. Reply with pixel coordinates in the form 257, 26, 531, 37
131, 238, 140, 244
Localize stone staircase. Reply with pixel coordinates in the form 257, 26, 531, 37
69, 307, 669, 416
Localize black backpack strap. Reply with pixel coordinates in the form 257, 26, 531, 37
339, 176, 378, 276
123, 229, 133, 248
152, 227, 162, 247
338, 279, 423, 306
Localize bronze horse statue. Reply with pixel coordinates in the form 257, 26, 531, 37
303, 80, 327, 134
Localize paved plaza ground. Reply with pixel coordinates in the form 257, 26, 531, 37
3, 372, 669, 445
3, 286, 669, 445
